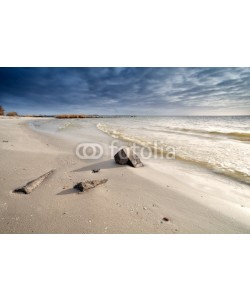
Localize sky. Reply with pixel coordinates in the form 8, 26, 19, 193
0, 67, 249, 116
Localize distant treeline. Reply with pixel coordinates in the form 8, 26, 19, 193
55, 114, 100, 119
0, 106, 137, 118
0, 105, 18, 116
0, 106, 4, 115
55, 115, 136, 118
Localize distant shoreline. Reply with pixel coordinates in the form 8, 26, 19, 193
1, 114, 250, 119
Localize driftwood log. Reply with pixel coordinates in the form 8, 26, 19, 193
74, 179, 108, 192
14, 169, 55, 194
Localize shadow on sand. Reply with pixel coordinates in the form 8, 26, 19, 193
56, 188, 77, 196
72, 160, 124, 172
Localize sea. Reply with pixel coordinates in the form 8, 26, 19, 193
29, 116, 250, 185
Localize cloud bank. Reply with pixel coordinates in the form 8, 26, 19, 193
0, 67, 249, 115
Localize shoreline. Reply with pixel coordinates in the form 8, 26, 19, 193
0, 117, 250, 233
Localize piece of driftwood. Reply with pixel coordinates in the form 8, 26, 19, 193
74, 179, 108, 192
14, 169, 55, 194
114, 147, 143, 168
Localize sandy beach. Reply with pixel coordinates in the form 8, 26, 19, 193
0, 117, 250, 233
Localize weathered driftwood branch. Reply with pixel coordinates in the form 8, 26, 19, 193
74, 179, 108, 192
14, 169, 55, 194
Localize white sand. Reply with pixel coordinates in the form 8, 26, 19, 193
0, 117, 250, 233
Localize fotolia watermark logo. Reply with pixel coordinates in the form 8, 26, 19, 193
75, 140, 175, 160
75, 143, 104, 160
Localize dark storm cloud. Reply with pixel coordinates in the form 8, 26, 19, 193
0, 67, 249, 115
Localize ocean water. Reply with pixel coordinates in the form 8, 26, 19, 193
30, 116, 250, 185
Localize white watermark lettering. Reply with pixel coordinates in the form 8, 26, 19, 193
75, 140, 175, 160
